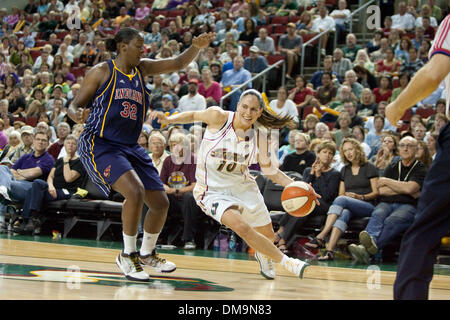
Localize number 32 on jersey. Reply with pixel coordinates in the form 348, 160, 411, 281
120, 101, 137, 120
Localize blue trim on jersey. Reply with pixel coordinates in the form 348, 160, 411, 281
430, 49, 450, 59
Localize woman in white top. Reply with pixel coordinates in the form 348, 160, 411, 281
271, 86, 300, 155
150, 89, 315, 280
269, 86, 299, 125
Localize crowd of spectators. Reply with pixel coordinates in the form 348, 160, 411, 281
0, 0, 448, 260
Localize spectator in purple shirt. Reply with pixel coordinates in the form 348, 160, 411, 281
135, 1, 150, 20
0, 131, 55, 232
0, 130, 7, 150
61, 62, 76, 85
166, 0, 189, 10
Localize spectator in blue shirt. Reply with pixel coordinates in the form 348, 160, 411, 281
309, 55, 341, 89
144, 22, 162, 46
151, 94, 179, 130
220, 56, 252, 111
243, 46, 268, 91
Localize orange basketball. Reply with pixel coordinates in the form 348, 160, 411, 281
281, 181, 316, 217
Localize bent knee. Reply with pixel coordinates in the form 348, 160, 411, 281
124, 184, 145, 203
222, 208, 252, 237
232, 221, 252, 238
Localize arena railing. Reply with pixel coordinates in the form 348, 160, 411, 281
299, 0, 378, 75
348, 0, 378, 43
299, 27, 336, 76
219, 59, 285, 109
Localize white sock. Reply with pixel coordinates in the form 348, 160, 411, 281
122, 232, 137, 255
280, 254, 290, 266
140, 231, 160, 256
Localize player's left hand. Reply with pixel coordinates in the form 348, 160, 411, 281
385, 102, 405, 128
192, 32, 216, 49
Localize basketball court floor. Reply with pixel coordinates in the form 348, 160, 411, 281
1, 234, 449, 300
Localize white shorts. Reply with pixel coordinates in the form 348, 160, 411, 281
194, 182, 272, 228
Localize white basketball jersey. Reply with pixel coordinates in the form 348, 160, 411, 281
193, 111, 259, 199
429, 14, 450, 117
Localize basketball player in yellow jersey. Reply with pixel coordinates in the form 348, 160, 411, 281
151, 89, 320, 279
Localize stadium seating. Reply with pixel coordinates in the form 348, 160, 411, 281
273, 24, 287, 35
168, 9, 185, 17
271, 16, 289, 25
266, 54, 284, 65
400, 108, 412, 122
415, 108, 436, 119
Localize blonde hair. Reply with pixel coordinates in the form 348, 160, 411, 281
64, 134, 78, 143
168, 132, 188, 145
305, 114, 319, 124
309, 138, 323, 152
340, 137, 367, 166
8, 130, 21, 140
150, 131, 167, 145
337, 111, 351, 123
294, 132, 311, 144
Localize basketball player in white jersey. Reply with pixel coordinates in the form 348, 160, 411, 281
386, 14, 450, 300
150, 89, 316, 279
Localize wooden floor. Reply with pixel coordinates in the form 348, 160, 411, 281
0, 238, 449, 300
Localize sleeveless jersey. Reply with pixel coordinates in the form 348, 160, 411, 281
83, 59, 151, 144
193, 111, 259, 199
429, 14, 450, 117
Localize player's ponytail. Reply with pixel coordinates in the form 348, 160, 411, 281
238, 89, 296, 129
105, 27, 141, 53
257, 108, 296, 129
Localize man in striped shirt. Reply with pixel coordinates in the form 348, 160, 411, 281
386, 14, 450, 300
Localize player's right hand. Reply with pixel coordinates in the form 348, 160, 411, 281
74, 107, 90, 124
385, 102, 405, 128
149, 111, 169, 126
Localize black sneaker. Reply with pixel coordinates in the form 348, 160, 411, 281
14, 220, 33, 235
32, 217, 42, 235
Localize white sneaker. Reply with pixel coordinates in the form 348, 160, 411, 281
183, 241, 196, 250
282, 257, 309, 278
255, 251, 275, 280
116, 251, 150, 282
139, 250, 176, 273
348, 244, 371, 264
0, 186, 11, 202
